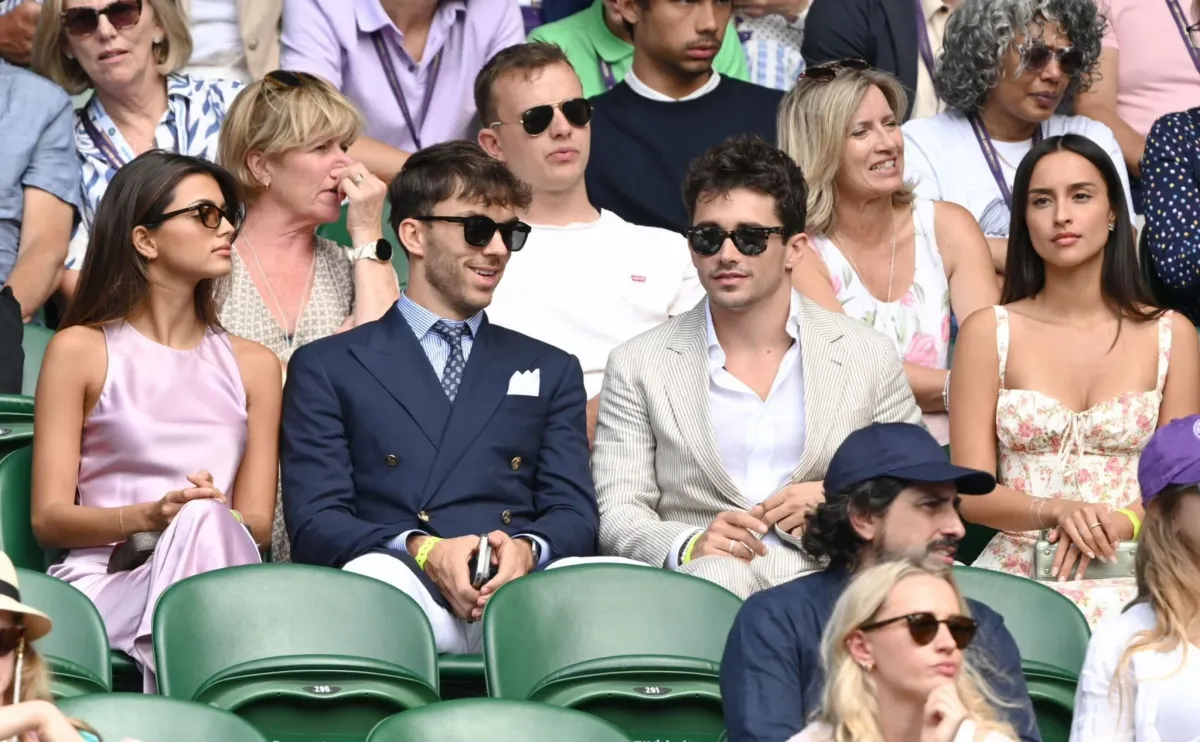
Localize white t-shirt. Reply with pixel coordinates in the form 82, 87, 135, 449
185, 0, 249, 81
486, 209, 704, 398
902, 112, 1134, 237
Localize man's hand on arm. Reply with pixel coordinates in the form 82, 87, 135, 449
5, 189, 74, 320
691, 507, 769, 562
762, 482, 825, 536
0, 2, 39, 66
409, 533, 481, 621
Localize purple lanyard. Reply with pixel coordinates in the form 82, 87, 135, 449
79, 113, 127, 171
968, 113, 1043, 207
598, 59, 616, 91
913, 0, 938, 83
1165, 0, 1200, 76
372, 32, 443, 151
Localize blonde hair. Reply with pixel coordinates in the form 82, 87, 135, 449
218, 74, 364, 203
777, 68, 915, 238
1111, 486, 1200, 717
4, 635, 97, 741
32, 0, 192, 95
817, 557, 1017, 742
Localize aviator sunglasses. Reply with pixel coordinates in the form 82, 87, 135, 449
141, 202, 243, 242
414, 216, 531, 252
1019, 42, 1084, 77
489, 98, 592, 137
859, 612, 979, 650
799, 58, 870, 82
685, 226, 787, 257
61, 0, 142, 36
0, 626, 25, 657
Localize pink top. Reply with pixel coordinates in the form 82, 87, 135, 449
1101, 0, 1200, 137
49, 321, 248, 581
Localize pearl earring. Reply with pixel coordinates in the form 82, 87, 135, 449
153, 37, 164, 45
1108, 223, 1116, 232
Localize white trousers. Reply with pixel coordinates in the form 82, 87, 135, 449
343, 553, 647, 654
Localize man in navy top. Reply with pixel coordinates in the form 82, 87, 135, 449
720, 422, 1040, 742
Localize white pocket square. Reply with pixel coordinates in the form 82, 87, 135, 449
507, 369, 540, 396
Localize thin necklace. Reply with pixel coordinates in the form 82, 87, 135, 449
239, 234, 318, 353
832, 206, 898, 303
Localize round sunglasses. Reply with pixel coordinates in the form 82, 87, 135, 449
414, 215, 531, 252
684, 226, 787, 257
141, 202, 243, 241
1019, 42, 1084, 77
489, 98, 592, 137
61, 0, 142, 36
860, 612, 979, 650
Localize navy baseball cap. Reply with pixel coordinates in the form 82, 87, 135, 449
824, 422, 996, 496
1138, 415, 1200, 506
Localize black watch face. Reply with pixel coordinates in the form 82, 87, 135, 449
376, 239, 394, 262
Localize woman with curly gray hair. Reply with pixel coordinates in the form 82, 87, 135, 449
902, 0, 1133, 273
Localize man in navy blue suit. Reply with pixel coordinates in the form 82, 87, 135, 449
280, 141, 600, 653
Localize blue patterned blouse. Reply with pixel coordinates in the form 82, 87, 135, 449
1144, 107, 1200, 323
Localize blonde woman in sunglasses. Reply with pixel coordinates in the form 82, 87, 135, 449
792, 556, 1018, 742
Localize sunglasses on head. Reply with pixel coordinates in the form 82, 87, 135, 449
860, 612, 978, 650
685, 225, 787, 257
414, 215, 531, 252
800, 58, 871, 82
490, 98, 592, 137
142, 202, 242, 241
0, 626, 25, 657
61, 0, 142, 36
1019, 42, 1084, 77
264, 69, 322, 89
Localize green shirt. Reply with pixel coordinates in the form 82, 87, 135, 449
528, 0, 749, 98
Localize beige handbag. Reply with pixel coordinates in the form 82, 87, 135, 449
1032, 530, 1137, 581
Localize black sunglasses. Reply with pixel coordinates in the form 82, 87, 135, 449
61, 0, 142, 36
860, 612, 979, 650
685, 226, 787, 257
490, 98, 592, 137
142, 202, 242, 241
800, 58, 870, 82
414, 216, 531, 252
1019, 42, 1084, 77
0, 626, 25, 657
263, 69, 322, 89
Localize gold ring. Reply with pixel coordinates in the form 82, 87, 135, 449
353, 174, 364, 185
1088, 522, 1103, 530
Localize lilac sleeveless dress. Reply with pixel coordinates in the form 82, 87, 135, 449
48, 321, 262, 691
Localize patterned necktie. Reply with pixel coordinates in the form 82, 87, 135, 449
431, 320, 469, 402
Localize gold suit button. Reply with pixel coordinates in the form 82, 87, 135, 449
502, 510, 512, 525
385, 454, 398, 467
510, 456, 522, 471
418, 511, 430, 522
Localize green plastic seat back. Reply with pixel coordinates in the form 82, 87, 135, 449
60, 693, 269, 742
484, 565, 741, 699
21, 325, 52, 397
153, 563, 440, 701
315, 201, 409, 289
17, 568, 111, 696
953, 566, 1090, 675
0, 395, 34, 467
367, 699, 632, 742
0, 447, 44, 570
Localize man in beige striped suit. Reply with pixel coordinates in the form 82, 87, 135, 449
591, 135, 923, 598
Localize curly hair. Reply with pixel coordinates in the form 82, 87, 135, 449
937, 0, 1106, 113
681, 135, 809, 239
802, 477, 909, 571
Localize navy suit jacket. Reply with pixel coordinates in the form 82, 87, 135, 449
720, 568, 1041, 742
280, 307, 600, 610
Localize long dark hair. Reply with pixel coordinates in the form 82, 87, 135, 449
802, 476, 909, 571
61, 151, 242, 330
1001, 135, 1160, 333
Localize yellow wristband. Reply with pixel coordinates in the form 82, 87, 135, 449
416, 537, 443, 571
230, 509, 243, 524
1117, 508, 1141, 541
681, 533, 701, 565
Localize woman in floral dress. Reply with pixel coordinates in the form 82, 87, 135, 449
949, 135, 1200, 626
781, 64, 998, 445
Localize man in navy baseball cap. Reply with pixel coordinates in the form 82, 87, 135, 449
721, 423, 1037, 742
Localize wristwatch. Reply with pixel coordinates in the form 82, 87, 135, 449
518, 536, 542, 566
350, 238, 394, 263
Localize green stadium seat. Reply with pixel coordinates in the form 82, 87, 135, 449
483, 564, 742, 742
59, 693, 269, 742
17, 569, 110, 697
0, 395, 33, 463
439, 653, 486, 699
154, 564, 440, 742
109, 650, 141, 693
21, 324, 52, 397
366, 699, 632, 742
315, 201, 409, 289
0, 447, 44, 571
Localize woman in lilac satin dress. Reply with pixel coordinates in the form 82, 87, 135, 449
29, 151, 281, 692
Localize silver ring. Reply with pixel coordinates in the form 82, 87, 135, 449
353, 174, 364, 185
729, 539, 738, 554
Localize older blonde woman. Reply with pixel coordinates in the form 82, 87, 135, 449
217, 70, 401, 562
793, 556, 1018, 742
32, 0, 240, 300
779, 63, 998, 445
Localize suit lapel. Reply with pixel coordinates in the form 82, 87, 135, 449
790, 299, 848, 482
882, 0, 920, 118
663, 304, 746, 510
349, 308, 450, 446
422, 319, 527, 504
